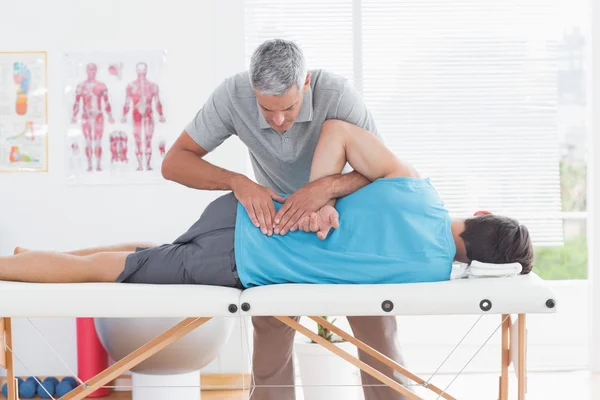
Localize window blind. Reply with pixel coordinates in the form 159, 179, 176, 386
244, 0, 355, 84
244, 0, 564, 246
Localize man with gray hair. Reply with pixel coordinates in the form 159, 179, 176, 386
162, 39, 409, 400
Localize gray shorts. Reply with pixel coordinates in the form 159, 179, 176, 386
116, 192, 243, 289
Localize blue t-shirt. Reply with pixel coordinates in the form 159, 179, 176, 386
234, 177, 456, 287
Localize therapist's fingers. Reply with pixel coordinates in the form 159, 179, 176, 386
243, 201, 261, 229
263, 202, 274, 236
273, 205, 290, 233
274, 198, 293, 227
280, 210, 304, 235
253, 202, 268, 235
270, 190, 286, 204
276, 205, 300, 233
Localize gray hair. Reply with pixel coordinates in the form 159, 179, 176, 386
249, 39, 307, 96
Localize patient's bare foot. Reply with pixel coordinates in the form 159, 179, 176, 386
13, 246, 29, 255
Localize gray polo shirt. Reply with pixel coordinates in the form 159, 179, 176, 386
186, 69, 381, 195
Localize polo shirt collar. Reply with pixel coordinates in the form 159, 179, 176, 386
258, 86, 314, 130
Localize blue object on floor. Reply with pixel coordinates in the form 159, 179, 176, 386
37, 378, 56, 399
43, 377, 59, 386
25, 377, 41, 388
61, 376, 78, 388
2, 378, 24, 398
18, 380, 36, 398
56, 380, 75, 397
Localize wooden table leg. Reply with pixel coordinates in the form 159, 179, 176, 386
518, 314, 527, 400
2, 318, 17, 400
499, 314, 510, 400
275, 316, 423, 400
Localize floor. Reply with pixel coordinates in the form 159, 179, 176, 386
100, 370, 600, 399
413, 370, 600, 399
104, 389, 246, 399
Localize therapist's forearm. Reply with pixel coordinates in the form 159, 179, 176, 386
162, 149, 243, 191
321, 171, 371, 207
308, 124, 372, 208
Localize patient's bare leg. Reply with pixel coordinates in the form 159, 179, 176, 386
0, 251, 129, 283
14, 242, 156, 256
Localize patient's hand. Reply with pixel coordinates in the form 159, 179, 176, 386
273, 179, 332, 235
293, 205, 339, 240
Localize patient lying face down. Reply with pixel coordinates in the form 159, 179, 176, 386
1, 120, 533, 287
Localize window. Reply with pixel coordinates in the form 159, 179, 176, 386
536, 25, 589, 280
244, 0, 592, 371
244, 0, 590, 280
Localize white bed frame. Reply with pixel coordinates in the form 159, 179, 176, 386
0, 273, 556, 400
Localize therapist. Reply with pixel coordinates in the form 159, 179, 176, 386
162, 38, 410, 400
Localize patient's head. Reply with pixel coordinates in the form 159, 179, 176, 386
458, 212, 534, 274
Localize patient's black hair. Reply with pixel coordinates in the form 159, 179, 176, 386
459, 215, 534, 274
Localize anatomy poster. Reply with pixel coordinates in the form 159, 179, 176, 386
63, 51, 170, 184
0, 52, 48, 172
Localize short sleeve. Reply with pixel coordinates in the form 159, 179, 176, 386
185, 80, 236, 152
334, 82, 385, 143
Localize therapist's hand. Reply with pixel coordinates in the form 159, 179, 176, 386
232, 175, 286, 236
294, 205, 340, 240
273, 179, 332, 235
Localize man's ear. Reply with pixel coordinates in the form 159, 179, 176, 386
303, 73, 311, 92
473, 210, 492, 216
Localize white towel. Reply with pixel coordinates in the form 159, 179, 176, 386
451, 260, 522, 280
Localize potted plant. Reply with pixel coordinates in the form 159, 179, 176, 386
294, 316, 363, 400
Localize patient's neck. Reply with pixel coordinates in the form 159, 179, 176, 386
451, 219, 469, 263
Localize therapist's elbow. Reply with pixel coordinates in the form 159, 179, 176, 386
162, 131, 209, 181
161, 150, 178, 181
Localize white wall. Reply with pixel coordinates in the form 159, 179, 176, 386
0, 0, 249, 376
590, 0, 600, 373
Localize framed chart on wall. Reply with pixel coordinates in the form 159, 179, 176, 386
0, 51, 48, 172
63, 51, 171, 185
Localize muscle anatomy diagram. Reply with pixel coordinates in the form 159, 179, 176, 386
121, 62, 166, 171
109, 131, 128, 164
65, 52, 168, 182
72, 63, 115, 172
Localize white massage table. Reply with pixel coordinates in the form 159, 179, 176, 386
0, 272, 556, 400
